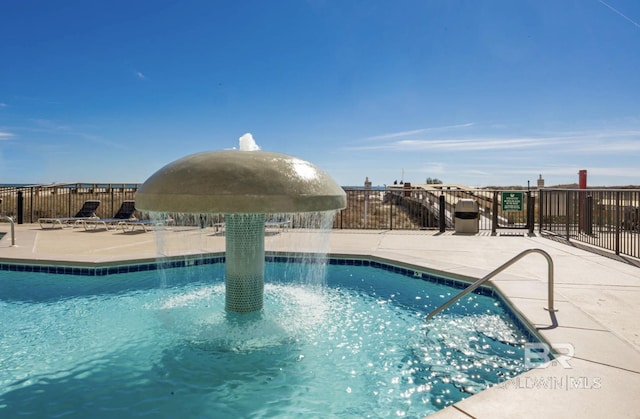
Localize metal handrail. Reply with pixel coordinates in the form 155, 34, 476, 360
425, 248, 556, 321
0, 215, 16, 246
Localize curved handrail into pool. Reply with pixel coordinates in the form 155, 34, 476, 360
0, 215, 16, 246
425, 248, 556, 321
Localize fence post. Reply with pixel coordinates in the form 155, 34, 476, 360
585, 196, 593, 235
565, 191, 571, 241
527, 191, 534, 235
17, 190, 24, 224
538, 190, 543, 234
68, 189, 73, 218
615, 191, 620, 255
29, 187, 34, 223
492, 191, 498, 235
439, 194, 445, 232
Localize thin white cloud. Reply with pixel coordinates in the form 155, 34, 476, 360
0, 103, 7, 108
366, 128, 431, 141
136, 71, 147, 80
11, 119, 126, 150
32, 119, 73, 131
365, 123, 474, 141
546, 128, 640, 139
417, 162, 446, 175
576, 139, 640, 153
0, 132, 14, 139
587, 166, 640, 177
396, 137, 554, 151
348, 127, 640, 154
599, 0, 640, 29
438, 122, 476, 130
350, 136, 565, 152
544, 129, 640, 153
479, 165, 579, 177
458, 163, 640, 180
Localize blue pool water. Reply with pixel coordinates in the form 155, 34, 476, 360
0, 260, 535, 418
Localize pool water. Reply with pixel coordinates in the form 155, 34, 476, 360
0, 261, 535, 418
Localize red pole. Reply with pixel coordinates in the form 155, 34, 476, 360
579, 170, 587, 189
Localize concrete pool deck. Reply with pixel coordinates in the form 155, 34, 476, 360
1, 223, 639, 418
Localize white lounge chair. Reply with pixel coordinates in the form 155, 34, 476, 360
38, 200, 101, 229
82, 201, 136, 231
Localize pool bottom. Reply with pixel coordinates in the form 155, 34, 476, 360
0, 262, 534, 418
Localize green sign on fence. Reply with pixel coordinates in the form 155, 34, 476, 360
501, 191, 524, 212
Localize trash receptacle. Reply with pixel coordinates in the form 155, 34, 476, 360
454, 199, 479, 234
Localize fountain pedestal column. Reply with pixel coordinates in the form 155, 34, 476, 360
224, 213, 266, 313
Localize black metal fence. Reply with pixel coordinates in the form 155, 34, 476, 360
333, 186, 536, 232
0, 183, 536, 231
0, 184, 140, 223
539, 189, 640, 259
2, 183, 638, 259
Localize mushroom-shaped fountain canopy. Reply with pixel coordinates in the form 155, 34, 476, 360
135, 150, 347, 214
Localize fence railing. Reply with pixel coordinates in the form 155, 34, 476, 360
539, 189, 640, 259
333, 186, 536, 231
1, 183, 536, 230
0, 184, 140, 223
2, 183, 638, 259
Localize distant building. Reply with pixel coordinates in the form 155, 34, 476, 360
537, 175, 544, 189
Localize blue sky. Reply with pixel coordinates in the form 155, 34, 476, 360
1, 0, 639, 187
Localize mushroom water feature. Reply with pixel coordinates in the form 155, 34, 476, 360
135, 135, 346, 313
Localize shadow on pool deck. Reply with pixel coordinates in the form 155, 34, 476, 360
1, 224, 640, 418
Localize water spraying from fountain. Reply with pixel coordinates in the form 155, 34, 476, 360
135, 134, 346, 313
238, 132, 260, 151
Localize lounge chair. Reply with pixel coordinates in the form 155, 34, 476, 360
119, 215, 175, 233
265, 218, 290, 233
82, 200, 137, 231
118, 219, 155, 232
38, 200, 101, 229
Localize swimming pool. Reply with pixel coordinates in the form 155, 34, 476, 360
0, 257, 538, 418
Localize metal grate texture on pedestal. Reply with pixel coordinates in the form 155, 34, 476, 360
224, 213, 266, 313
